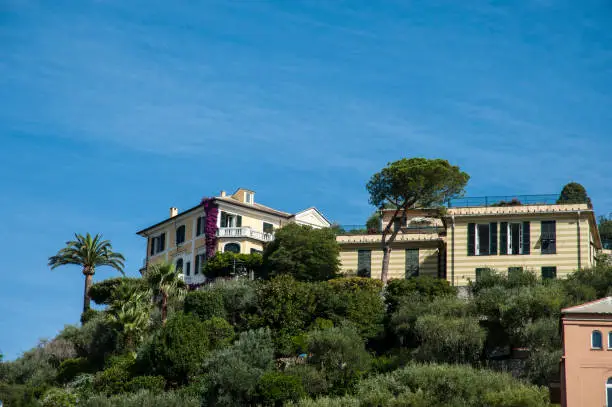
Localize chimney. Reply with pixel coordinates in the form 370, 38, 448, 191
220, 190, 226, 197
170, 207, 178, 218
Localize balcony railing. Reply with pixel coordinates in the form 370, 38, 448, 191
335, 225, 443, 236
446, 194, 563, 208
179, 273, 207, 286
217, 227, 274, 242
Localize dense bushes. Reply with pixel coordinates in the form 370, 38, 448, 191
136, 313, 211, 385
262, 223, 340, 281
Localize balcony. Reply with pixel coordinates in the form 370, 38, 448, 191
217, 227, 274, 242
179, 273, 207, 286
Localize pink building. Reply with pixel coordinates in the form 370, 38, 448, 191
561, 297, 612, 407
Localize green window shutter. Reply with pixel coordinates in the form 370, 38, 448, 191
475, 268, 486, 281
405, 248, 419, 278
237, 215, 242, 227
220, 212, 227, 227
500, 222, 508, 255
542, 266, 557, 280
467, 223, 476, 256
522, 222, 531, 254
160, 233, 165, 251
357, 250, 372, 277
489, 222, 498, 255
150, 238, 155, 255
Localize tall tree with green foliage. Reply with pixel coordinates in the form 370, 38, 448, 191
599, 214, 612, 244
144, 262, 187, 325
557, 182, 591, 205
262, 223, 340, 281
367, 158, 469, 283
49, 233, 125, 312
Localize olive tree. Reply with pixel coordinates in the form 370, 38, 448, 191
367, 158, 469, 283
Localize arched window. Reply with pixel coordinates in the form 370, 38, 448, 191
176, 225, 186, 245
176, 258, 184, 274
224, 243, 241, 254
606, 378, 612, 407
592, 330, 603, 349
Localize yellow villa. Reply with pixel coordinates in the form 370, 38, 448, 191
137, 188, 330, 286
337, 195, 603, 286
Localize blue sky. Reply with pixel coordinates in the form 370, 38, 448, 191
1, 0, 611, 360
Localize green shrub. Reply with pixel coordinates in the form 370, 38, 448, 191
203, 252, 263, 279
262, 223, 340, 281
124, 375, 166, 393
200, 328, 275, 406
483, 386, 551, 406
57, 357, 91, 384
0, 382, 40, 407
385, 276, 456, 313
81, 390, 200, 407
41, 387, 77, 407
307, 326, 371, 394
93, 355, 135, 395
197, 279, 258, 332
202, 317, 235, 350
284, 364, 329, 397
318, 277, 385, 340
522, 349, 562, 386
413, 315, 485, 364
257, 371, 306, 406
80, 309, 100, 325
88, 278, 148, 306
183, 290, 226, 321
136, 312, 210, 385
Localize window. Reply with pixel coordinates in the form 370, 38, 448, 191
500, 222, 531, 255
150, 233, 166, 255
176, 225, 186, 245
185, 261, 191, 276
263, 222, 274, 234
607, 378, 612, 407
541, 266, 556, 280
608, 332, 612, 350
357, 250, 371, 277
195, 253, 206, 275
246, 192, 254, 204
196, 216, 205, 236
592, 330, 603, 349
541, 221, 556, 254
175, 258, 184, 273
468, 223, 497, 256
406, 248, 419, 278
224, 243, 241, 253
220, 212, 242, 228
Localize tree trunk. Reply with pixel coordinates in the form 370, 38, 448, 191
83, 272, 93, 313
161, 292, 168, 325
381, 245, 392, 284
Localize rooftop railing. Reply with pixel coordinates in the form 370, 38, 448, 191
335, 225, 442, 236
447, 194, 559, 208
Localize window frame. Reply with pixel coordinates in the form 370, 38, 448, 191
405, 248, 419, 278
176, 225, 186, 246
196, 216, 206, 236
224, 242, 241, 254
263, 222, 274, 234
592, 330, 603, 350
357, 249, 372, 278
150, 233, 166, 255
194, 252, 206, 275
541, 220, 557, 255
175, 258, 184, 274
541, 266, 557, 280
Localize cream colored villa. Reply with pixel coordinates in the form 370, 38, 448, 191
137, 188, 330, 285
337, 195, 603, 286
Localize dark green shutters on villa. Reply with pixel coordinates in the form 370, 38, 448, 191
357, 249, 371, 277
405, 248, 419, 278
468, 223, 497, 256
541, 221, 556, 254
522, 222, 531, 254
176, 225, 186, 245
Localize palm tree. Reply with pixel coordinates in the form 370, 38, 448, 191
144, 262, 186, 325
49, 233, 125, 313
107, 283, 152, 351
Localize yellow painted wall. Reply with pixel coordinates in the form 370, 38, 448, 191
447, 213, 591, 286
339, 241, 439, 280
